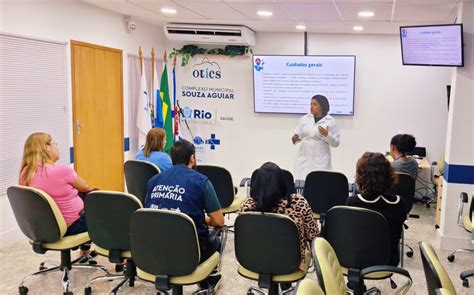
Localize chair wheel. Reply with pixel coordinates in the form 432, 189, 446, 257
129, 279, 135, 287
247, 292, 254, 295
463, 279, 469, 288
19, 286, 28, 295
407, 251, 414, 258
84, 287, 92, 295
39, 262, 47, 271
63, 292, 73, 295
447, 255, 455, 262
435, 224, 440, 229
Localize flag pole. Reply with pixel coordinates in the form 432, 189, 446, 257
139, 46, 143, 74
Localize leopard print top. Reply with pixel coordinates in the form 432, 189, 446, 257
239, 194, 319, 264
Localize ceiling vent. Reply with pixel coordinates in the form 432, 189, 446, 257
164, 24, 255, 46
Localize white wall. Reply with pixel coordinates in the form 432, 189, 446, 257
0, 0, 166, 247
169, 32, 451, 184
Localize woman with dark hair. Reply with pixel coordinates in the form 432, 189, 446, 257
135, 128, 172, 172
240, 162, 318, 271
292, 94, 340, 180
346, 152, 407, 266
390, 134, 419, 179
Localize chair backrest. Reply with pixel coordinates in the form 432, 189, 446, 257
389, 172, 416, 213
322, 206, 391, 270
234, 212, 301, 275
312, 237, 346, 295
7, 186, 67, 243
249, 168, 296, 196
419, 242, 455, 295
303, 171, 349, 216
295, 278, 324, 295
196, 165, 234, 208
130, 209, 200, 276
124, 160, 160, 205
84, 191, 142, 258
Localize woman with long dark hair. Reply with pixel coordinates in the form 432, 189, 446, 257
240, 162, 318, 271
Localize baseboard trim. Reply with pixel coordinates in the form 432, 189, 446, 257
437, 230, 473, 251
0, 227, 25, 248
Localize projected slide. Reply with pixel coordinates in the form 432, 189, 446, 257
400, 24, 463, 66
253, 55, 355, 115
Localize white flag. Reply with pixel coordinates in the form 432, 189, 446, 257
137, 62, 151, 148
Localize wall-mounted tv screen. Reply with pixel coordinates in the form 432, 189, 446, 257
400, 24, 463, 67
253, 55, 356, 115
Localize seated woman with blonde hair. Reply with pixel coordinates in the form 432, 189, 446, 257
240, 162, 319, 271
19, 132, 93, 237
135, 128, 172, 172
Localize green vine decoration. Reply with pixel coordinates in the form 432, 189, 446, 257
169, 45, 253, 67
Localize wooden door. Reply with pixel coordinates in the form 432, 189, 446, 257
71, 41, 124, 191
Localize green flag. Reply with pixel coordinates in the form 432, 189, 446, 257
160, 63, 173, 154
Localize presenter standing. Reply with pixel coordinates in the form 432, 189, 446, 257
292, 95, 340, 180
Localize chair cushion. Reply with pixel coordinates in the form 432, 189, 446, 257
94, 244, 132, 259
137, 252, 220, 285
238, 249, 311, 283
222, 195, 246, 214
463, 215, 472, 232
35, 232, 90, 251
295, 278, 324, 295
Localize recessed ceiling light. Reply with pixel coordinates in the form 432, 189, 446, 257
161, 8, 177, 14
353, 26, 364, 31
296, 25, 306, 30
257, 10, 273, 17
358, 11, 375, 17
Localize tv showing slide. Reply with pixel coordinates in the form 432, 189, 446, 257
400, 24, 463, 67
252, 55, 356, 115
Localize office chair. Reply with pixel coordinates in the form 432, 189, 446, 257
130, 209, 222, 294
294, 278, 324, 295
196, 165, 246, 214
312, 237, 412, 295
241, 168, 297, 197
303, 171, 349, 221
322, 206, 412, 293
83, 191, 143, 294
447, 192, 473, 263
234, 212, 310, 295
124, 159, 160, 204
420, 242, 457, 295
7, 186, 108, 295
389, 172, 417, 263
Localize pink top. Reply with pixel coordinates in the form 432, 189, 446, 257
22, 164, 83, 225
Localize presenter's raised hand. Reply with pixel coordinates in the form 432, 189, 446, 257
292, 134, 301, 144
318, 126, 329, 137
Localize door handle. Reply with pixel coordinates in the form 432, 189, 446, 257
75, 119, 85, 135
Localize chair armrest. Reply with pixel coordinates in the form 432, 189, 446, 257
239, 177, 250, 187
361, 265, 412, 295
460, 269, 474, 280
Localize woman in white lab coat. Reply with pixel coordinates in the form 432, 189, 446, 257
292, 95, 340, 180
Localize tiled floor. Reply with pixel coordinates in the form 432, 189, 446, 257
0, 203, 473, 294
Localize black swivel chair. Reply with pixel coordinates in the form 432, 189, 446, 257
303, 171, 349, 221
196, 165, 246, 214
84, 191, 143, 294
7, 186, 108, 295
322, 206, 412, 293
130, 209, 221, 294
235, 212, 309, 295
389, 172, 417, 263
124, 159, 160, 205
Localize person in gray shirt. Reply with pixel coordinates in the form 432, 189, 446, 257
390, 134, 419, 179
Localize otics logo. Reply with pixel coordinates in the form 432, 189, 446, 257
254, 58, 264, 71
192, 57, 222, 79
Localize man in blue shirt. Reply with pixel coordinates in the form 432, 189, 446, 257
145, 139, 224, 290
